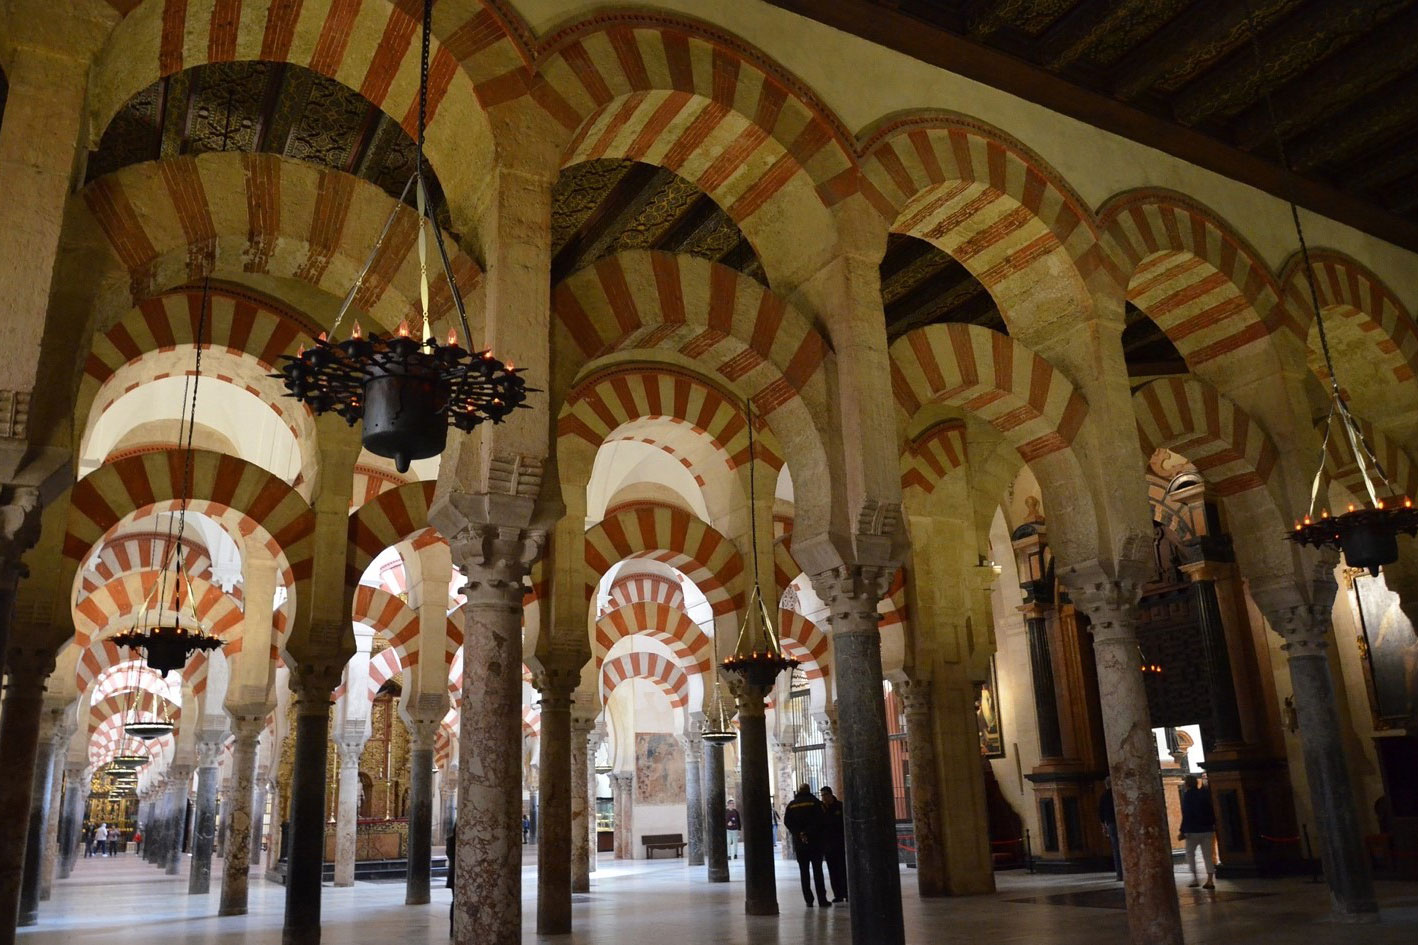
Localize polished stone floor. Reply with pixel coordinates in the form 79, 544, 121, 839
18, 851, 1418, 944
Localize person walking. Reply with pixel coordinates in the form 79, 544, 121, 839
521, 815, 530, 844
109, 826, 120, 856
725, 800, 741, 860
1179, 774, 1217, 889
133, 826, 143, 855
1099, 777, 1122, 881
783, 784, 831, 908
818, 786, 848, 902
82, 822, 94, 858
94, 823, 108, 857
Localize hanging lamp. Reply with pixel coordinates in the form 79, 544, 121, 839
272, 0, 531, 473
111, 280, 224, 674
701, 571, 738, 745
1253, 44, 1418, 573
720, 399, 798, 690
122, 661, 175, 740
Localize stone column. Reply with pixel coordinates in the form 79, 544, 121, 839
1025, 616, 1066, 758
57, 763, 86, 879
816, 711, 843, 796
251, 770, 269, 868
898, 679, 946, 897
1186, 573, 1245, 745
703, 740, 730, 882
39, 720, 72, 900
332, 738, 366, 888
189, 735, 223, 894
533, 668, 577, 934
144, 790, 164, 865
0, 646, 56, 942
610, 774, 634, 859
18, 705, 61, 925
732, 686, 778, 915
219, 714, 264, 916
1068, 575, 1183, 945
588, 723, 605, 876
165, 767, 194, 875
284, 670, 338, 945
449, 531, 540, 945
405, 719, 438, 906
681, 726, 706, 867
1253, 580, 1377, 919
811, 567, 905, 945
773, 742, 796, 862
569, 713, 595, 892
439, 766, 457, 849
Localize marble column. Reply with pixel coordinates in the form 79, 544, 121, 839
588, 724, 605, 876
1025, 616, 1066, 758
681, 727, 706, 867
189, 736, 222, 895
812, 567, 904, 945
39, 723, 71, 900
332, 738, 366, 888
284, 672, 337, 945
18, 706, 61, 925
816, 712, 843, 795
251, 772, 269, 868
703, 740, 730, 882
165, 768, 193, 875
1069, 577, 1183, 945
1254, 582, 1377, 919
405, 720, 438, 906
219, 714, 264, 916
0, 647, 56, 942
1188, 575, 1245, 745
56, 763, 86, 879
898, 679, 946, 896
773, 743, 796, 862
534, 670, 576, 934
610, 773, 634, 859
144, 791, 163, 865
570, 713, 595, 892
732, 686, 778, 916
450, 534, 538, 945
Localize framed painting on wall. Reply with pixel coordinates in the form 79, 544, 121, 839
977, 655, 1005, 759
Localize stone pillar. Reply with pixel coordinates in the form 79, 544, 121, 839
145, 790, 164, 865
39, 721, 71, 900
899, 679, 946, 897
703, 740, 730, 882
439, 766, 457, 849
811, 567, 904, 945
449, 532, 539, 945
57, 763, 86, 879
0, 646, 56, 942
773, 742, 796, 862
189, 736, 223, 894
610, 773, 634, 859
251, 770, 269, 868
18, 705, 61, 925
569, 713, 595, 892
405, 719, 438, 906
219, 714, 264, 916
1253, 581, 1378, 919
731, 686, 778, 916
284, 671, 338, 945
332, 738, 366, 888
1025, 616, 1066, 758
1187, 575, 1245, 745
165, 767, 194, 875
816, 712, 842, 794
533, 669, 577, 934
1068, 575, 1183, 945
681, 726, 706, 867
588, 723, 605, 876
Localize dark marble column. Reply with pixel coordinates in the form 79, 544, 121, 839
18, 707, 60, 925
0, 646, 56, 944
703, 739, 729, 883
1253, 582, 1377, 920
144, 792, 162, 865
405, 720, 438, 906
57, 763, 86, 879
534, 670, 576, 933
1068, 577, 1183, 945
732, 687, 778, 915
250, 771, 269, 868
39, 738, 67, 900
284, 672, 337, 945
1189, 577, 1244, 745
189, 736, 222, 894
681, 726, 705, 867
811, 567, 904, 945
569, 714, 594, 893
1026, 616, 1066, 759
165, 768, 193, 875
898, 678, 946, 897
450, 534, 537, 945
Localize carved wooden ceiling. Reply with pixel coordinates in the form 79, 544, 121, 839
880, 234, 1005, 341
769, 0, 1418, 251
86, 61, 449, 228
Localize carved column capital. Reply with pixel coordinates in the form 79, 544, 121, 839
812, 710, 839, 744
404, 717, 441, 751
1249, 574, 1337, 654
809, 564, 895, 628
895, 678, 934, 721
450, 524, 544, 606
227, 712, 266, 745
4, 643, 56, 688
166, 764, 195, 794
1060, 570, 1143, 645
570, 709, 597, 739
289, 660, 343, 714
195, 730, 227, 768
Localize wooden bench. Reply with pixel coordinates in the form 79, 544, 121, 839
642, 833, 686, 859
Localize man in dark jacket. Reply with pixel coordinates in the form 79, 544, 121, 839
1178, 774, 1216, 889
783, 784, 831, 907
819, 786, 847, 901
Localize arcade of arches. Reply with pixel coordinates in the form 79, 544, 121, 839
0, 3, 1416, 945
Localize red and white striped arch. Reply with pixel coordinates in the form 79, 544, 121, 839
1324, 417, 1418, 507
584, 504, 745, 615
1132, 377, 1279, 499
347, 482, 437, 591
73, 570, 244, 649
594, 601, 711, 675
351, 464, 411, 512
88, 712, 172, 770
79, 533, 220, 601
602, 573, 685, 616
599, 651, 690, 710
86, 689, 182, 738
1280, 250, 1418, 383
778, 609, 828, 681
890, 324, 1088, 464
901, 419, 968, 495
1099, 191, 1292, 367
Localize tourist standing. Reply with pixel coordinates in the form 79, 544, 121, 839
818, 786, 847, 902
783, 784, 830, 907
724, 800, 741, 860
1099, 777, 1122, 881
1179, 774, 1216, 889
82, 822, 94, 858
94, 823, 108, 857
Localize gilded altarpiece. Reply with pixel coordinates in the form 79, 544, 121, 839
322, 690, 411, 861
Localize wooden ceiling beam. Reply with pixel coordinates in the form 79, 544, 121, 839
1036, 0, 1155, 71
1347, 129, 1418, 191
550, 163, 662, 284
1171, 0, 1412, 127
963, 0, 1036, 40
1288, 69, 1418, 172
